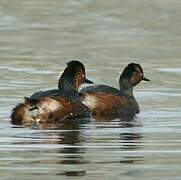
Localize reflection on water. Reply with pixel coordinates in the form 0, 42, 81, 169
119, 121, 143, 166
9, 120, 88, 177
1, 0, 181, 179
10, 116, 142, 178
32, 121, 88, 177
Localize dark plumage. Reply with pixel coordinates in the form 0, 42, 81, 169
11, 61, 93, 124
80, 63, 149, 119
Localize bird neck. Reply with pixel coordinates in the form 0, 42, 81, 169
57, 70, 80, 101
119, 77, 134, 97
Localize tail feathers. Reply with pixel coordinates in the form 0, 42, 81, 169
11, 102, 41, 124
11, 103, 29, 124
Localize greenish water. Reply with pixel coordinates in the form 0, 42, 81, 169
0, 1, 181, 179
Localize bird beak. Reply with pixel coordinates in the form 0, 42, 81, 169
142, 77, 150, 81
84, 78, 94, 84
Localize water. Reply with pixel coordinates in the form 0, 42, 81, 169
0, 0, 181, 179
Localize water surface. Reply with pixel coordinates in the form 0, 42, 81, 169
0, 1, 181, 179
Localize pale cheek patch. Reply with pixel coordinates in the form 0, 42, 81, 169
81, 94, 97, 110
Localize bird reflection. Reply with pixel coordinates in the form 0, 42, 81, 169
55, 120, 88, 177
119, 118, 143, 164
94, 114, 143, 165
11, 113, 143, 176
11, 118, 90, 177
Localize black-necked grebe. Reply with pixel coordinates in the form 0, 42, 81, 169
80, 63, 149, 118
11, 61, 93, 124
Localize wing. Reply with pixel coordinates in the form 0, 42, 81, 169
80, 85, 124, 96
30, 89, 60, 99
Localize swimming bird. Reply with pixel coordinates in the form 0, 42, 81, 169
80, 63, 149, 119
11, 61, 93, 124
